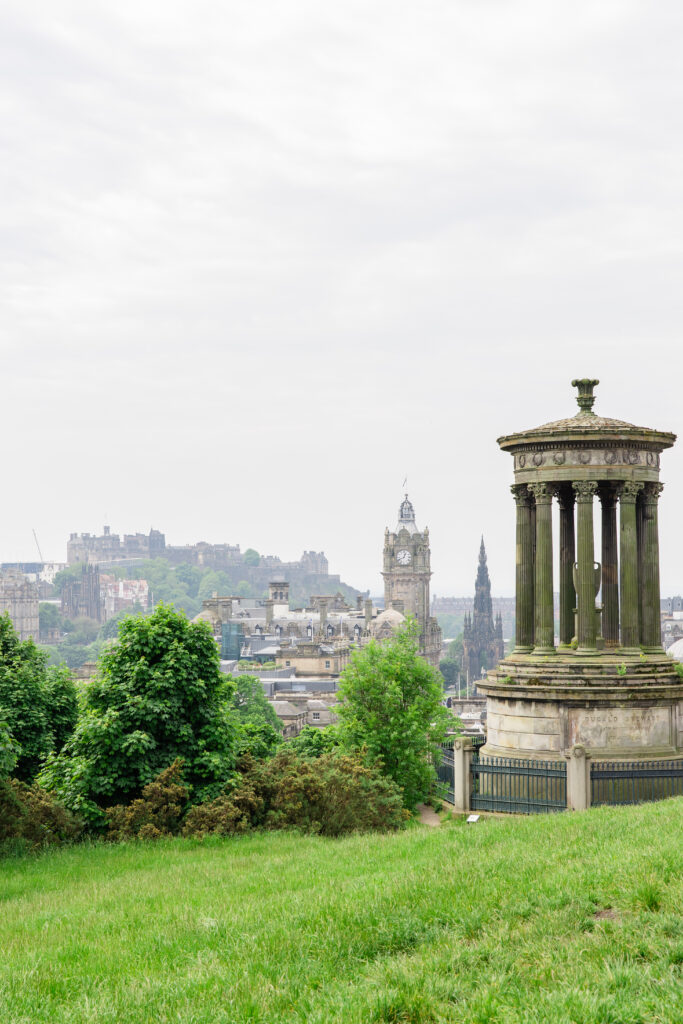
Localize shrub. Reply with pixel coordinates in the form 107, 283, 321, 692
0, 779, 83, 852
183, 749, 407, 839
106, 760, 189, 841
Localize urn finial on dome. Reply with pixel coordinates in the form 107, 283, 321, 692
571, 378, 600, 416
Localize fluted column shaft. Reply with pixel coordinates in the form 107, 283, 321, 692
640, 483, 664, 651
558, 487, 575, 646
511, 485, 534, 652
529, 483, 555, 653
573, 481, 598, 651
599, 486, 619, 646
618, 482, 643, 650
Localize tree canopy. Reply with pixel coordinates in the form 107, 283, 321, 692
335, 620, 452, 809
40, 604, 239, 822
0, 615, 78, 782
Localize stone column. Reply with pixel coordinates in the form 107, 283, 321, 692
599, 486, 619, 647
618, 482, 643, 651
265, 599, 274, 628
573, 481, 598, 652
511, 484, 534, 652
529, 483, 555, 654
640, 483, 664, 652
557, 487, 576, 647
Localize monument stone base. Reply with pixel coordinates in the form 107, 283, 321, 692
478, 651, 683, 761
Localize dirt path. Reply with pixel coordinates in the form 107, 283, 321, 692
416, 803, 441, 827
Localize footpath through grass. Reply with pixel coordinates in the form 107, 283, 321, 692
2, 800, 682, 1024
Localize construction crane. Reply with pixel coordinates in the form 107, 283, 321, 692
32, 528, 44, 563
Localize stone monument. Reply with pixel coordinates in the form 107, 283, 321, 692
478, 379, 683, 761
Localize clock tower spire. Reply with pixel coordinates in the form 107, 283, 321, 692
381, 493, 443, 667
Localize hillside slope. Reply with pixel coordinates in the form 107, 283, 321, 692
2, 801, 682, 1023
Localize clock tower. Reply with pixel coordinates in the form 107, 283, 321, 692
382, 495, 443, 667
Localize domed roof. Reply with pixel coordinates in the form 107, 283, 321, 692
498, 379, 675, 451
372, 607, 406, 636
667, 638, 683, 662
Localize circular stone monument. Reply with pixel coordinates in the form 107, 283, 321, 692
477, 379, 683, 761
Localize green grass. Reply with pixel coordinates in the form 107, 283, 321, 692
2, 800, 683, 1023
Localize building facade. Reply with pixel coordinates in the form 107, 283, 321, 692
0, 570, 39, 641
381, 495, 442, 667
461, 539, 505, 683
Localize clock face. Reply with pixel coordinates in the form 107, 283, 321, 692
396, 549, 412, 565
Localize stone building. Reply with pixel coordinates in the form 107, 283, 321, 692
461, 539, 505, 683
61, 565, 101, 621
381, 495, 443, 667
0, 570, 39, 641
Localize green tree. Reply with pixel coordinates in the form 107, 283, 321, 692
229, 675, 281, 730
42, 664, 78, 754
243, 549, 260, 567
288, 724, 341, 759
229, 675, 282, 760
439, 658, 459, 689
0, 615, 51, 782
39, 605, 239, 824
0, 718, 20, 779
335, 620, 452, 809
39, 602, 62, 639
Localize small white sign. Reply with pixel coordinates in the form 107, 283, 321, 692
466, 814, 480, 824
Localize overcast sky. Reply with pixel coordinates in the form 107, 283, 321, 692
2, 1, 683, 597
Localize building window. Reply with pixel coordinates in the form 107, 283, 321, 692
285, 660, 290, 667
312, 712, 320, 721
325, 660, 331, 668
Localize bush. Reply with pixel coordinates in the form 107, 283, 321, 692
183, 749, 407, 839
0, 779, 83, 852
106, 761, 189, 841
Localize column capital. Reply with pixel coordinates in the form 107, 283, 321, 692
510, 483, 532, 506
616, 481, 644, 503
572, 480, 598, 502
528, 482, 555, 504
642, 482, 664, 506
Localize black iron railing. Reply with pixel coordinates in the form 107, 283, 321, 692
590, 759, 683, 806
471, 755, 566, 814
436, 745, 455, 804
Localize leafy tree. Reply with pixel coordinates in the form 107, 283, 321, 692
174, 564, 203, 599
335, 620, 452, 809
235, 580, 253, 597
236, 720, 282, 760
0, 719, 20, 779
228, 675, 282, 760
39, 605, 239, 824
198, 570, 223, 602
288, 724, 341, 759
243, 549, 260, 567
229, 675, 281, 730
0, 615, 50, 782
42, 664, 78, 754
39, 603, 62, 639
439, 658, 459, 689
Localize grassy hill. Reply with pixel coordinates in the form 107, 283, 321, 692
2, 800, 682, 1023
